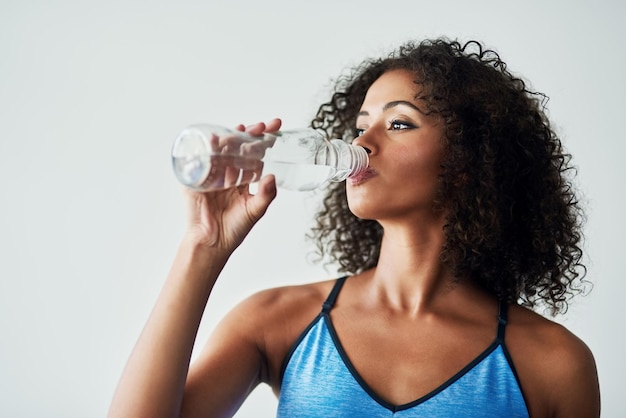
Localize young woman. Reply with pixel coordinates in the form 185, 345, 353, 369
108, 38, 600, 417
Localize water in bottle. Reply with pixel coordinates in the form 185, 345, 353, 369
171, 124, 368, 192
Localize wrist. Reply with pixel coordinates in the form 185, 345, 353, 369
180, 232, 232, 262
169, 234, 232, 288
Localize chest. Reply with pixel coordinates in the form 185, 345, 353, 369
328, 310, 499, 405
277, 316, 529, 417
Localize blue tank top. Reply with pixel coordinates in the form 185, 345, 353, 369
277, 277, 529, 417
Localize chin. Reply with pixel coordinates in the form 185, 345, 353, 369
347, 196, 382, 221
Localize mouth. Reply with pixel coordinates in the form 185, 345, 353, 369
347, 167, 377, 186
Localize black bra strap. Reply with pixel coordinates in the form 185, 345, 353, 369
322, 276, 348, 313
496, 300, 508, 342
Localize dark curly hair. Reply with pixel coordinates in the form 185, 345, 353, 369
308, 38, 588, 315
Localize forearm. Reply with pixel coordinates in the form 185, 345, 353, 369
108, 238, 231, 418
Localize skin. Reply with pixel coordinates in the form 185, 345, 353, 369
108, 70, 600, 418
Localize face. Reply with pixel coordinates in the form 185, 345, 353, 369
347, 69, 445, 223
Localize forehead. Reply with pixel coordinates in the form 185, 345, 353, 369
362, 69, 419, 105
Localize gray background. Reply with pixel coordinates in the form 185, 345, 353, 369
1, 0, 624, 416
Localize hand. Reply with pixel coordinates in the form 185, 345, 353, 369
183, 118, 282, 251
201, 124, 277, 190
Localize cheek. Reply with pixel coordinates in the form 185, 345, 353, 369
393, 148, 442, 180
388, 148, 443, 201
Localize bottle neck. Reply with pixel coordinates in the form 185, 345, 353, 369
326, 139, 369, 181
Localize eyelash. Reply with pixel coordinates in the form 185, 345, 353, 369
356, 119, 416, 136
389, 119, 415, 130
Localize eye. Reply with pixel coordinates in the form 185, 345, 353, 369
355, 128, 365, 137
389, 120, 415, 130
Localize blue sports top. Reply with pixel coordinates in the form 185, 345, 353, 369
277, 276, 530, 417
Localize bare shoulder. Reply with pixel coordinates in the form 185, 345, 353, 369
235, 278, 336, 324
226, 278, 339, 387
506, 305, 600, 417
216, 278, 336, 346
507, 305, 593, 359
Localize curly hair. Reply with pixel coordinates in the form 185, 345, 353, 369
308, 38, 588, 315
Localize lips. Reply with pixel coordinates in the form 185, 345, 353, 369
347, 167, 377, 185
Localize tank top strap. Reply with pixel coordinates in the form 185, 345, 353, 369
321, 276, 348, 314
496, 300, 509, 342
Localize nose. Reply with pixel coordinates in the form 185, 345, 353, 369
351, 130, 376, 156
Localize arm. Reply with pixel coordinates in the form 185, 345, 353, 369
107, 120, 281, 418
552, 335, 601, 418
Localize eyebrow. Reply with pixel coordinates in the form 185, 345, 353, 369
357, 100, 422, 116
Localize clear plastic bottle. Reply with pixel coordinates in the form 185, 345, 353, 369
171, 124, 369, 192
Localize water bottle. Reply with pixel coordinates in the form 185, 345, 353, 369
171, 124, 369, 192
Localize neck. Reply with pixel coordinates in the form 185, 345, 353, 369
366, 219, 471, 315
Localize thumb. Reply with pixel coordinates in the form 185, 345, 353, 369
247, 175, 277, 219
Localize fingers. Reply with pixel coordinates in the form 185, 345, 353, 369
264, 118, 282, 133
214, 118, 281, 191
238, 118, 282, 136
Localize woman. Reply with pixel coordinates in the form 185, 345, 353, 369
108, 39, 600, 417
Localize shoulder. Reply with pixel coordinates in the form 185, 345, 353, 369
506, 305, 596, 374
506, 305, 600, 417
209, 277, 338, 350
235, 278, 337, 324
226, 278, 339, 386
